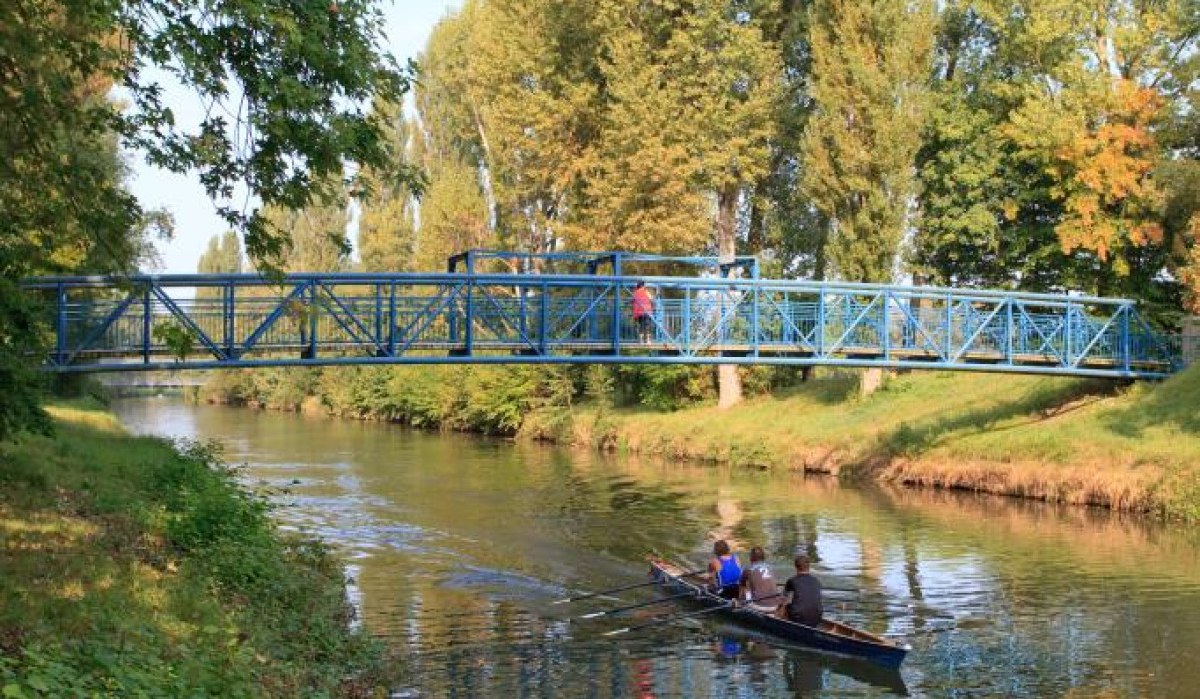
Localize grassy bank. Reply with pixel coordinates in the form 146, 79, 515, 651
0, 400, 395, 697
572, 366, 1200, 519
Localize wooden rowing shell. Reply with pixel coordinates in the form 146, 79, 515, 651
648, 558, 911, 670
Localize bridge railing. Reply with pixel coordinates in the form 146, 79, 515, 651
23, 272, 1181, 377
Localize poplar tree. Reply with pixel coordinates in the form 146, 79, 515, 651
267, 198, 351, 273
196, 231, 243, 298
666, 0, 781, 266
801, 0, 934, 283
357, 101, 419, 272
415, 159, 491, 272
567, 0, 714, 253
417, 1, 499, 237
748, 0, 827, 278
415, 8, 498, 270
469, 0, 601, 262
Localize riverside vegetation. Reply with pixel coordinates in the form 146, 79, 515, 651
0, 398, 396, 698
197, 361, 1200, 521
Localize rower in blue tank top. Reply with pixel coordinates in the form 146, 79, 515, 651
708, 540, 743, 600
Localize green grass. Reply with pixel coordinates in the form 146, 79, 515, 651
0, 404, 396, 698
572, 366, 1200, 518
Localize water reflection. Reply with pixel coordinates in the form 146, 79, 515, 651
114, 398, 1200, 698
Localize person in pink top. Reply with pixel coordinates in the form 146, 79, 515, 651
631, 281, 654, 344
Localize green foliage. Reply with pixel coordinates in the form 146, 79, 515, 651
151, 320, 197, 361
0, 279, 51, 441
196, 231, 243, 299
0, 407, 395, 697
914, 0, 1195, 316
357, 101, 420, 273
117, 0, 418, 265
611, 365, 713, 412
268, 197, 352, 273
802, 0, 935, 283
1, 0, 418, 440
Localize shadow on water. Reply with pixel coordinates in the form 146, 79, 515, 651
707, 626, 909, 697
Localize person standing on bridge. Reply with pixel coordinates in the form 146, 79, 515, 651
632, 280, 655, 344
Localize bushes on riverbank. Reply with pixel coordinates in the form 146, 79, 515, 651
198, 364, 799, 435
0, 400, 395, 697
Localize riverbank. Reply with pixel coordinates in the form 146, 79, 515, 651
197, 364, 1200, 520
0, 400, 396, 697
573, 366, 1200, 519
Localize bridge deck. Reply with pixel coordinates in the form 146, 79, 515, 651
24, 271, 1182, 379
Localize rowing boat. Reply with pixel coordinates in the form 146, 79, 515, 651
648, 558, 910, 669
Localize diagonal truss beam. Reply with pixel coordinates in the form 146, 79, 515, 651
151, 286, 227, 360
823, 293, 882, 357
62, 290, 140, 365
240, 282, 312, 355
397, 284, 462, 354
951, 301, 1006, 362
315, 283, 384, 355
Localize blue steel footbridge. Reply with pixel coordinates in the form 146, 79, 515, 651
25, 250, 1182, 379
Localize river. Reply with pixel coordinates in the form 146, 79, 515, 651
112, 397, 1200, 698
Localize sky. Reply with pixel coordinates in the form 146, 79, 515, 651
129, 0, 462, 273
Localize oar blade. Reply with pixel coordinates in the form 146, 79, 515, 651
553, 569, 704, 606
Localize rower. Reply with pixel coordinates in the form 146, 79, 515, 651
739, 546, 778, 611
708, 540, 742, 599
781, 554, 823, 626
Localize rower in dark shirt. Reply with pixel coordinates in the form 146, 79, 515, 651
781, 554, 823, 626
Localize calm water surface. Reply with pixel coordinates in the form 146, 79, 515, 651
113, 397, 1200, 698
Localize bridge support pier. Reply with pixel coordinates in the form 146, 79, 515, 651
859, 367, 886, 397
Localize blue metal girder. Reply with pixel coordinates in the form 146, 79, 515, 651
23, 271, 1182, 379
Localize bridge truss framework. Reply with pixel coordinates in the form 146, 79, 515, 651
25, 260, 1181, 379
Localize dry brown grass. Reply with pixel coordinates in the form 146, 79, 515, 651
880, 458, 1162, 511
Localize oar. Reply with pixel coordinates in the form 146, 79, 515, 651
603, 603, 730, 637
830, 599, 956, 620
822, 585, 859, 594
551, 569, 704, 605
774, 581, 858, 595
574, 591, 698, 621
602, 592, 784, 637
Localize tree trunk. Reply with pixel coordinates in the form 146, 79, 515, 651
715, 183, 742, 409
470, 102, 499, 234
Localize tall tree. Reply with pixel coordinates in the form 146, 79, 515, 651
196, 231, 242, 298
671, 0, 782, 407
267, 197, 351, 273
801, 0, 935, 283
566, 0, 713, 253
748, 0, 827, 279
415, 159, 491, 272
357, 100, 419, 272
914, 0, 1195, 319
469, 0, 601, 262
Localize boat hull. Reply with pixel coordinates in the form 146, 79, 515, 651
650, 560, 909, 670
